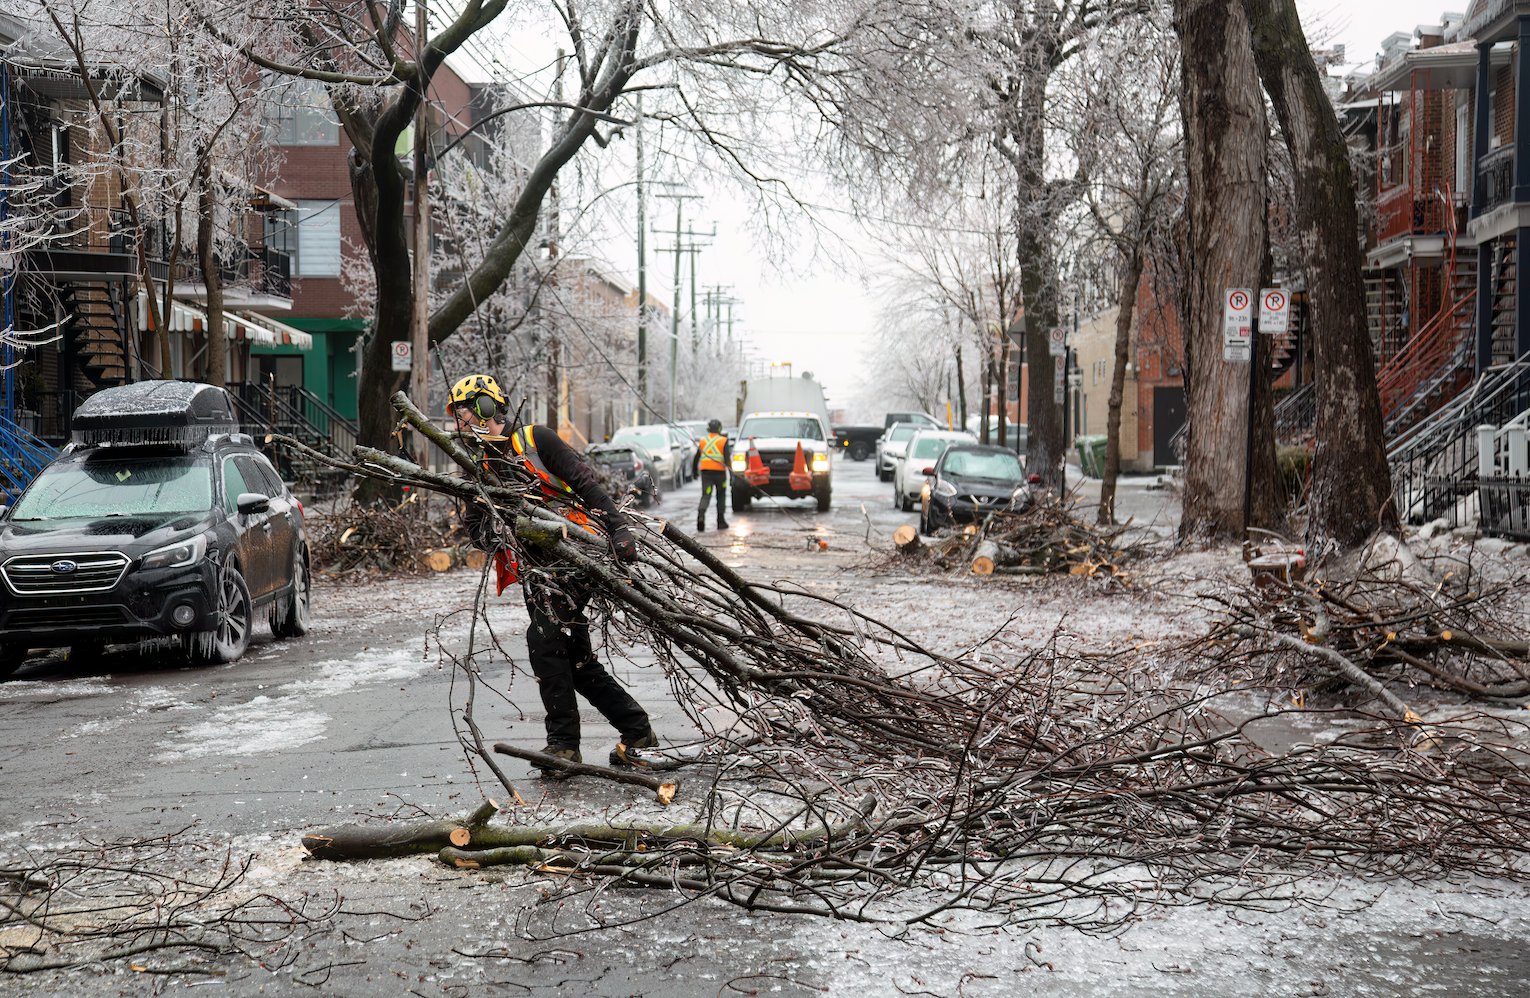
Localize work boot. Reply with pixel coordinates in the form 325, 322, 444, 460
716, 518, 729, 530
609, 729, 659, 767
696, 519, 706, 532
535, 745, 581, 779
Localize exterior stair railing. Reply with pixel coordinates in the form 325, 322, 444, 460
0, 413, 60, 502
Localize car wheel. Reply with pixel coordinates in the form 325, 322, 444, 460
188, 564, 252, 666
271, 548, 311, 639
732, 488, 751, 513
815, 482, 832, 513
848, 441, 870, 461
900, 492, 913, 512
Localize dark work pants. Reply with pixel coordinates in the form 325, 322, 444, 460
522, 569, 650, 750
697, 469, 728, 525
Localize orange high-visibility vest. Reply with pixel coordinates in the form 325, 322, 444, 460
509, 427, 598, 534
698, 433, 728, 472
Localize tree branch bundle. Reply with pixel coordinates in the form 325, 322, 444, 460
284, 397, 1530, 926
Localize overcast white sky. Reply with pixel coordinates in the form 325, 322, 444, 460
725, 1, 1468, 412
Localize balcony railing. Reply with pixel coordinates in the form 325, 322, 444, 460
1376, 184, 1448, 242
1478, 145, 1515, 214
172, 242, 293, 300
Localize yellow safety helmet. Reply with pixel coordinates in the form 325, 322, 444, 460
448, 374, 508, 421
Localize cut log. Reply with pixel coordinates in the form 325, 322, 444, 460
971, 541, 999, 575
461, 549, 488, 571
493, 742, 679, 805
302, 800, 499, 860
893, 524, 922, 554
422, 548, 455, 573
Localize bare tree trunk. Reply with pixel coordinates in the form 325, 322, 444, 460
195, 171, 226, 386
996, 336, 1010, 447
1173, 0, 1279, 540
979, 347, 992, 443
1020, 225, 1065, 491
954, 342, 967, 431
1098, 249, 1144, 525
1244, 0, 1398, 547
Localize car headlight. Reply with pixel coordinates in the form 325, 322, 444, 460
731, 453, 746, 472
811, 452, 829, 472
935, 480, 957, 498
141, 534, 207, 571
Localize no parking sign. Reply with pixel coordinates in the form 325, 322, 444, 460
1222, 288, 1252, 362
391, 341, 412, 371
1259, 288, 1290, 334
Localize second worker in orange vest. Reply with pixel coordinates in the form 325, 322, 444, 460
691, 418, 732, 532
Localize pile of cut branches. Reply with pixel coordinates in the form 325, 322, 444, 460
306, 493, 474, 577
280, 396, 1530, 929
895, 494, 1136, 580
1195, 561, 1530, 706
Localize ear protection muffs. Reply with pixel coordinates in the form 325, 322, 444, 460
460, 393, 507, 422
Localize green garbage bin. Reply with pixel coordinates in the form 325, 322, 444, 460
1075, 435, 1107, 478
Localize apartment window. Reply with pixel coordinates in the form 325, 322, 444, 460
263, 78, 339, 146
284, 200, 341, 278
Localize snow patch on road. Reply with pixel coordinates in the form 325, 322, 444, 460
0, 678, 116, 702
154, 647, 429, 760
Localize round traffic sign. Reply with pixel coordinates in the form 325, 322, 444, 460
1228, 290, 1250, 310
392, 341, 411, 359
1263, 290, 1286, 311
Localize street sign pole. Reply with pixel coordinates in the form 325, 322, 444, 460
1243, 310, 1259, 537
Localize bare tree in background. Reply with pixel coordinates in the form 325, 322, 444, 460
23, 0, 276, 384
212, 0, 878, 481
1064, 10, 1182, 524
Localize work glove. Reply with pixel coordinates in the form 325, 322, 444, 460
611, 525, 638, 563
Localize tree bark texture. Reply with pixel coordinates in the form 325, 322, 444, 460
1173, 0, 1280, 540
1244, 0, 1399, 547
1098, 249, 1144, 525
195, 172, 226, 387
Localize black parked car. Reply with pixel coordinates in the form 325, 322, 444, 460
0, 381, 311, 679
918, 444, 1031, 534
585, 442, 661, 508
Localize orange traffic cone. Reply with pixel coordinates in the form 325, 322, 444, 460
745, 440, 771, 487
788, 442, 811, 492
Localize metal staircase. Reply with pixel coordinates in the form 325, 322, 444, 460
62, 281, 128, 385
0, 413, 59, 503
226, 382, 357, 498
1387, 349, 1530, 524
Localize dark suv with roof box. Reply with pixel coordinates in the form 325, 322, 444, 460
0, 381, 311, 679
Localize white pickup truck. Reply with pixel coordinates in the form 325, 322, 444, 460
730, 411, 833, 513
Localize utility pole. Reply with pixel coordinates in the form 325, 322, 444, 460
635, 94, 647, 409
409, 0, 430, 463
685, 225, 715, 354
653, 190, 700, 421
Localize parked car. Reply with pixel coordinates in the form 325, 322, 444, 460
893, 429, 977, 511
731, 411, 833, 512
876, 421, 922, 482
0, 381, 311, 679
609, 424, 687, 490
918, 444, 1032, 534
585, 442, 661, 508
883, 411, 941, 432
673, 422, 708, 482
832, 425, 883, 461
963, 416, 1029, 453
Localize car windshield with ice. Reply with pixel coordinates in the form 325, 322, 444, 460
11, 454, 213, 521
739, 417, 824, 440
943, 449, 1024, 483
